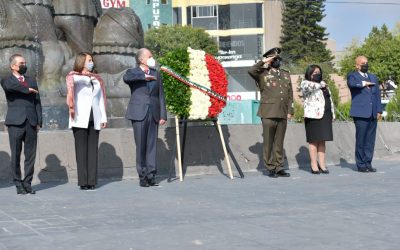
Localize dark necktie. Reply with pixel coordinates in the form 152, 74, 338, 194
18, 76, 28, 87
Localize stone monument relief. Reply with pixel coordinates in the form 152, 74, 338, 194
0, 0, 144, 129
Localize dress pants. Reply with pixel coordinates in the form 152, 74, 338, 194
354, 117, 377, 168
72, 121, 99, 186
262, 118, 287, 172
131, 112, 158, 181
8, 120, 38, 187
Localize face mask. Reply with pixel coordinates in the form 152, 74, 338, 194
147, 57, 156, 68
360, 64, 369, 73
18, 65, 27, 75
86, 62, 94, 72
271, 59, 281, 69
312, 73, 322, 83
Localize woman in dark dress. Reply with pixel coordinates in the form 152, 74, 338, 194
300, 65, 335, 174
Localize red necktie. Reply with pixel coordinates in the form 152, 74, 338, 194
18, 76, 28, 87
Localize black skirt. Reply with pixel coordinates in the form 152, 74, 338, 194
304, 110, 333, 143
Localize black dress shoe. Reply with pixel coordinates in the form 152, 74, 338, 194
139, 179, 150, 187
87, 185, 96, 190
16, 186, 27, 195
358, 167, 368, 172
277, 170, 290, 177
310, 166, 320, 174
268, 170, 278, 178
80, 185, 89, 190
147, 178, 159, 186
24, 186, 36, 194
366, 165, 377, 172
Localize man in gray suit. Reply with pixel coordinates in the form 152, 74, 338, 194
1, 54, 42, 194
123, 48, 167, 187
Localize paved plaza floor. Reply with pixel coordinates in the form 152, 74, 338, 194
0, 156, 399, 250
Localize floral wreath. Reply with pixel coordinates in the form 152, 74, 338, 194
159, 47, 228, 120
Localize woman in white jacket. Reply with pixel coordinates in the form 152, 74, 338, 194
66, 52, 107, 190
300, 65, 335, 174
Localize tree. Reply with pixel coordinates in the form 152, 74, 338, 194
144, 25, 218, 59
340, 25, 400, 83
280, 0, 333, 70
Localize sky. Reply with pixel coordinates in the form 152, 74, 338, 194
321, 0, 400, 51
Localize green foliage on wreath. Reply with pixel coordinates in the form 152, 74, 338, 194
158, 48, 191, 118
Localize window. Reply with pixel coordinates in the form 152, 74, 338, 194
146, 0, 150, 4
191, 5, 217, 30
147, 24, 151, 29
218, 3, 263, 30
161, 0, 168, 4
192, 6, 217, 18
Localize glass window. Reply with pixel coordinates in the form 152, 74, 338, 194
173, 8, 182, 25
217, 35, 263, 61
192, 6, 216, 18
218, 3, 263, 30
161, 0, 167, 4
146, 0, 150, 5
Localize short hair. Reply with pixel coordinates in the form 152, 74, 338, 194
9, 54, 23, 67
305, 64, 323, 81
135, 48, 149, 64
73, 52, 93, 72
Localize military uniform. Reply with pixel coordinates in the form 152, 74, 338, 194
248, 49, 294, 175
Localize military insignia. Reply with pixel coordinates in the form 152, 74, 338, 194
266, 75, 274, 79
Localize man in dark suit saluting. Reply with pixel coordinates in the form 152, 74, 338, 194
1, 54, 42, 194
123, 48, 167, 187
347, 55, 382, 172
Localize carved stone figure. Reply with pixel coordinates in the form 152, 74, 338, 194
93, 8, 144, 74
20, 0, 64, 90
0, 0, 144, 129
53, 0, 102, 54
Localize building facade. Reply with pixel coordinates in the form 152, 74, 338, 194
130, 0, 172, 31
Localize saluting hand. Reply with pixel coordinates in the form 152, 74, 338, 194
29, 88, 38, 94
262, 56, 275, 65
145, 74, 156, 81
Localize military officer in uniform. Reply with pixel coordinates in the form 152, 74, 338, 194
248, 47, 294, 178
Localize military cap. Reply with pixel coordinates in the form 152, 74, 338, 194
263, 47, 281, 58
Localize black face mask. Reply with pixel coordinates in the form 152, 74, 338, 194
360, 64, 369, 73
312, 73, 322, 83
271, 59, 281, 69
18, 65, 27, 75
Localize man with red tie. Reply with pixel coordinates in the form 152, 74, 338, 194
1, 54, 42, 194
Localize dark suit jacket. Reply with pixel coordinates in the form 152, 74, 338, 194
347, 71, 382, 119
1, 74, 42, 127
123, 67, 167, 122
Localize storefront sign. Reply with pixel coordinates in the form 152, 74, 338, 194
101, 0, 129, 8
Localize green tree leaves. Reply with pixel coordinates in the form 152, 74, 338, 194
145, 25, 218, 59
280, 0, 333, 71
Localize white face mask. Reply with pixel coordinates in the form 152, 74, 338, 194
86, 62, 94, 72
146, 57, 156, 68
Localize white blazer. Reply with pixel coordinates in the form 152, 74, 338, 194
69, 75, 107, 130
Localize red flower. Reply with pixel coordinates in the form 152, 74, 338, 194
205, 54, 228, 118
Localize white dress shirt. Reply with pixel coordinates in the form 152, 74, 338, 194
69, 75, 107, 130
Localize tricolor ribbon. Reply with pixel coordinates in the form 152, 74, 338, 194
160, 66, 227, 103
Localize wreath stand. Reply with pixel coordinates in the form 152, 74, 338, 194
174, 116, 244, 181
